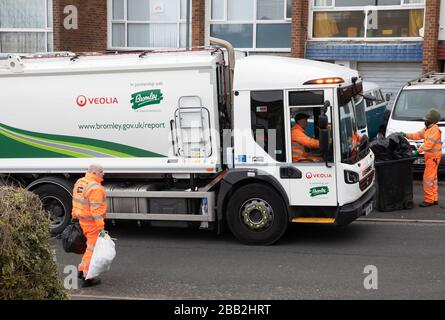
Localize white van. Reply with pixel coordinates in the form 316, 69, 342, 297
386, 73, 445, 170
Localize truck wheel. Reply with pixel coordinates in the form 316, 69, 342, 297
34, 184, 72, 235
226, 183, 288, 245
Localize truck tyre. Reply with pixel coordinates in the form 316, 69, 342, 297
34, 184, 72, 235
226, 183, 288, 245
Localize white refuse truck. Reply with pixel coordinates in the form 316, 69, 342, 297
0, 39, 375, 245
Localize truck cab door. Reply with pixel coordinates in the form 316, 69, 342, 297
284, 89, 337, 206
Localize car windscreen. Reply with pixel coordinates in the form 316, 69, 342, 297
392, 89, 445, 121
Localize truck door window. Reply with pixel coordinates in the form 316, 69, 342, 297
251, 91, 286, 162
289, 90, 333, 163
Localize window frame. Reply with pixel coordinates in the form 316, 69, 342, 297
0, 0, 53, 53
286, 88, 335, 164
107, 0, 192, 50
250, 90, 287, 163
209, 0, 292, 52
309, 0, 425, 41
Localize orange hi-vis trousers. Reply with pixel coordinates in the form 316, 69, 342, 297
423, 154, 441, 204
78, 226, 101, 277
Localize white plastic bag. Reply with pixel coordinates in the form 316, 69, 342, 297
86, 230, 116, 280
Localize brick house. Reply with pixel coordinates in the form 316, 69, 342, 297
0, 0, 444, 101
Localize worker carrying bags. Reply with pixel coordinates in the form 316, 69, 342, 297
85, 230, 116, 280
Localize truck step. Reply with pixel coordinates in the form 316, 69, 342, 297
291, 218, 335, 224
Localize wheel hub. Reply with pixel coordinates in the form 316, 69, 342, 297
241, 199, 273, 231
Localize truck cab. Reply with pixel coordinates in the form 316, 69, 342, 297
219, 56, 375, 244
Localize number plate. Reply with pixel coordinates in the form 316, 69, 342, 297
414, 158, 425, 165
364, 202, 373, 216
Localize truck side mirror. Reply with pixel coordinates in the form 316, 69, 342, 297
318, 113, 328, 130
318, 112, 329, 163
319, 128, 329, 161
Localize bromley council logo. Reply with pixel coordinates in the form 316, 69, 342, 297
131, 89, 164, 110
76, 95, 119, 108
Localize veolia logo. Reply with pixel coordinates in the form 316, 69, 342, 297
76, 95, 119, 108
306, 172, 333, 179
76, 95, 87, 107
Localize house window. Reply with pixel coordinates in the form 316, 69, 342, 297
210, 0, 292, 51
310, 0, 425, 39
109, 0, 190, 49
0, 0, 53, 53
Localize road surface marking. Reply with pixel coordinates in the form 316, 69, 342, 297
70, 294, 152, 300
358, 218, 445, 224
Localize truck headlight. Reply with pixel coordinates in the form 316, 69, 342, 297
344, 170, 359, 184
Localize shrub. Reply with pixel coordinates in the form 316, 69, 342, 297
0, 186, 67, 300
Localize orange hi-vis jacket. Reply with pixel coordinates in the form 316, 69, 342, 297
406, 124, 442, 158
291, 124, 322, 162
72, 172, 107, 230
351, 131, 363, 157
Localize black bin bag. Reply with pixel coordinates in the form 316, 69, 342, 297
388, 133, 413, 159
370, 133, 413, 161
61, 223, 87, 254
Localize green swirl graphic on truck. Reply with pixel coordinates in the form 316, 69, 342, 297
131, 89, 164, 110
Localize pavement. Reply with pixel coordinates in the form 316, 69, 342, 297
360, 173, 445, 222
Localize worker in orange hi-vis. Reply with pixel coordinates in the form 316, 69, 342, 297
402, 108, 442, 208
72, 164, 107, 288
291, 113, 323, 163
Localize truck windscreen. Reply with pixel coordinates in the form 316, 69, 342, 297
338, 86, 364, 164
393, 89, 445, 121
353, 97, 367, 130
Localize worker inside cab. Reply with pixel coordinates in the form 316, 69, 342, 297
291, 113, 323, 163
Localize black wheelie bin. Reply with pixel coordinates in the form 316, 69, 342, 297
374, 157, 415, 212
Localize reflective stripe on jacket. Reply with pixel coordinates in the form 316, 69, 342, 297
291, 124, 322, 162
72, 173, 107, 227
407, 124, 442, 156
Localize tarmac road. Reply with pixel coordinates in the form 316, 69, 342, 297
55, 220, 445, 300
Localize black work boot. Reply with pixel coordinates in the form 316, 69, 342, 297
81, 277, 102, 288
419, 202, 434, 208
78, 271, 84, 280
